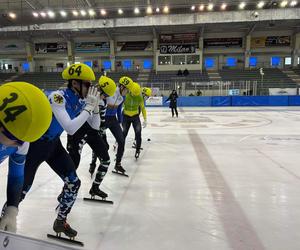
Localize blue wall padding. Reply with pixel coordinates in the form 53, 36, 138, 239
288, 96, 300, 106
177, 97, 211, 106
211, 96, 231, 106
231, 96, 289, 106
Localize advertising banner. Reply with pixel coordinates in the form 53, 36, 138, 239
269, 88, 297, 95
251, 36, 291, 48
160, 33, 198, 44
145, 96, 163, 106
204, 38, 243, 48
116, 41, 152, 51
160, 44, 196, 54
35, 43, 67, 54
0, 41, 26, 53
75, 42, 110, 53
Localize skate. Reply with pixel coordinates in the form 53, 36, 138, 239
132, 143, 143, 150
112, 163, 129, 177
83, 185, 113, 204
135, 148, 141, 159
89, 163, 96, 177
47, 219, 84, 246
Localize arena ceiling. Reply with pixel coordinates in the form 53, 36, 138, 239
0, 0, 297, 27
0, 1, 299, 39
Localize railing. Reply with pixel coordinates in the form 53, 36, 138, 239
142, 80, 298, 97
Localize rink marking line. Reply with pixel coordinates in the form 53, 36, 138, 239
254, 148, 300, 181
188, 130, 266, 250
94, 136, 152, 250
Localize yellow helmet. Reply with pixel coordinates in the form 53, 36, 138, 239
0, 82, 52, 142
98, 76, 117, 97
142, 87, 152, 97
62, 63, 95, 81
130, 82, 141, 96
119, 76, 134, 91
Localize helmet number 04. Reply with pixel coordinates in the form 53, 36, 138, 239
0, 93, 27, 123
68, 65, 82, 76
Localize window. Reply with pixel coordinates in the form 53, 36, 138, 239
271, 56, 280, 67
103, 60, 111, 70
226, 57, 236, 67
285, 57, 291, 65
143, 59, 152, 69
205, 58, 215, 69
249, 57, 257, 67
187, 55, 200, 64
22, 62, 30, 72
84, 61, 92, 67
123, 60, 132, 70
173, 55, 186, 65
158, 56, 171, 65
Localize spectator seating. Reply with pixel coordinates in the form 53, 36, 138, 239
14, 72, 65, 90
219, 68, 296, 88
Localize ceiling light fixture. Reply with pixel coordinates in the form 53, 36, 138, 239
32, 12, 39, 17
60, 10, 67, 17
88, 9, 96, 16
146, 6, 153, 14
280, 0, 288, 7
163, 6, 169, 13
47, 10, 55, 18
257, 1, 265, 8
290, 0, 298, 6
134, 7, 140, 14
118, 8, 123, 14
207, 3, 214, 11
80, 10, 87, 16
8, 12, 16, 19
239, 2, 246, 9
72, 10, 79, 16
199, 5, 205, 11
221, 3, 227, 10
40, 11, 46, 18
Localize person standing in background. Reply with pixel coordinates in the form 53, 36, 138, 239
166, 90, 179, 118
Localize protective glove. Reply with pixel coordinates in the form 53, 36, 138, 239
84, 86, 100, 115
0, 206, 18, 233
142, 121, 147, 128
93, 103, 100, 114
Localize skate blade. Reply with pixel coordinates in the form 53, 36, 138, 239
83, 197, 113, 204
47, 233, 84, 247
132, 146, 143, 150
112, 170, 129, 177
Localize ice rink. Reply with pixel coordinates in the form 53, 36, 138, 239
1, 106, 300, 250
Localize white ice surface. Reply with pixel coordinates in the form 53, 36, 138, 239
1, 107, 300, 250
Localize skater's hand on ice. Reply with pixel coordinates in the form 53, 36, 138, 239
85, 86, 100, 115
142, 121, 147, 128
0, 206, 18, 233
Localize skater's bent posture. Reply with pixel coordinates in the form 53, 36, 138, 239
21, 64, 99, 238
0, 82, 52, 232
90, 76, 136, 175
66, 76, 116, 199
122, 83, 147, 158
